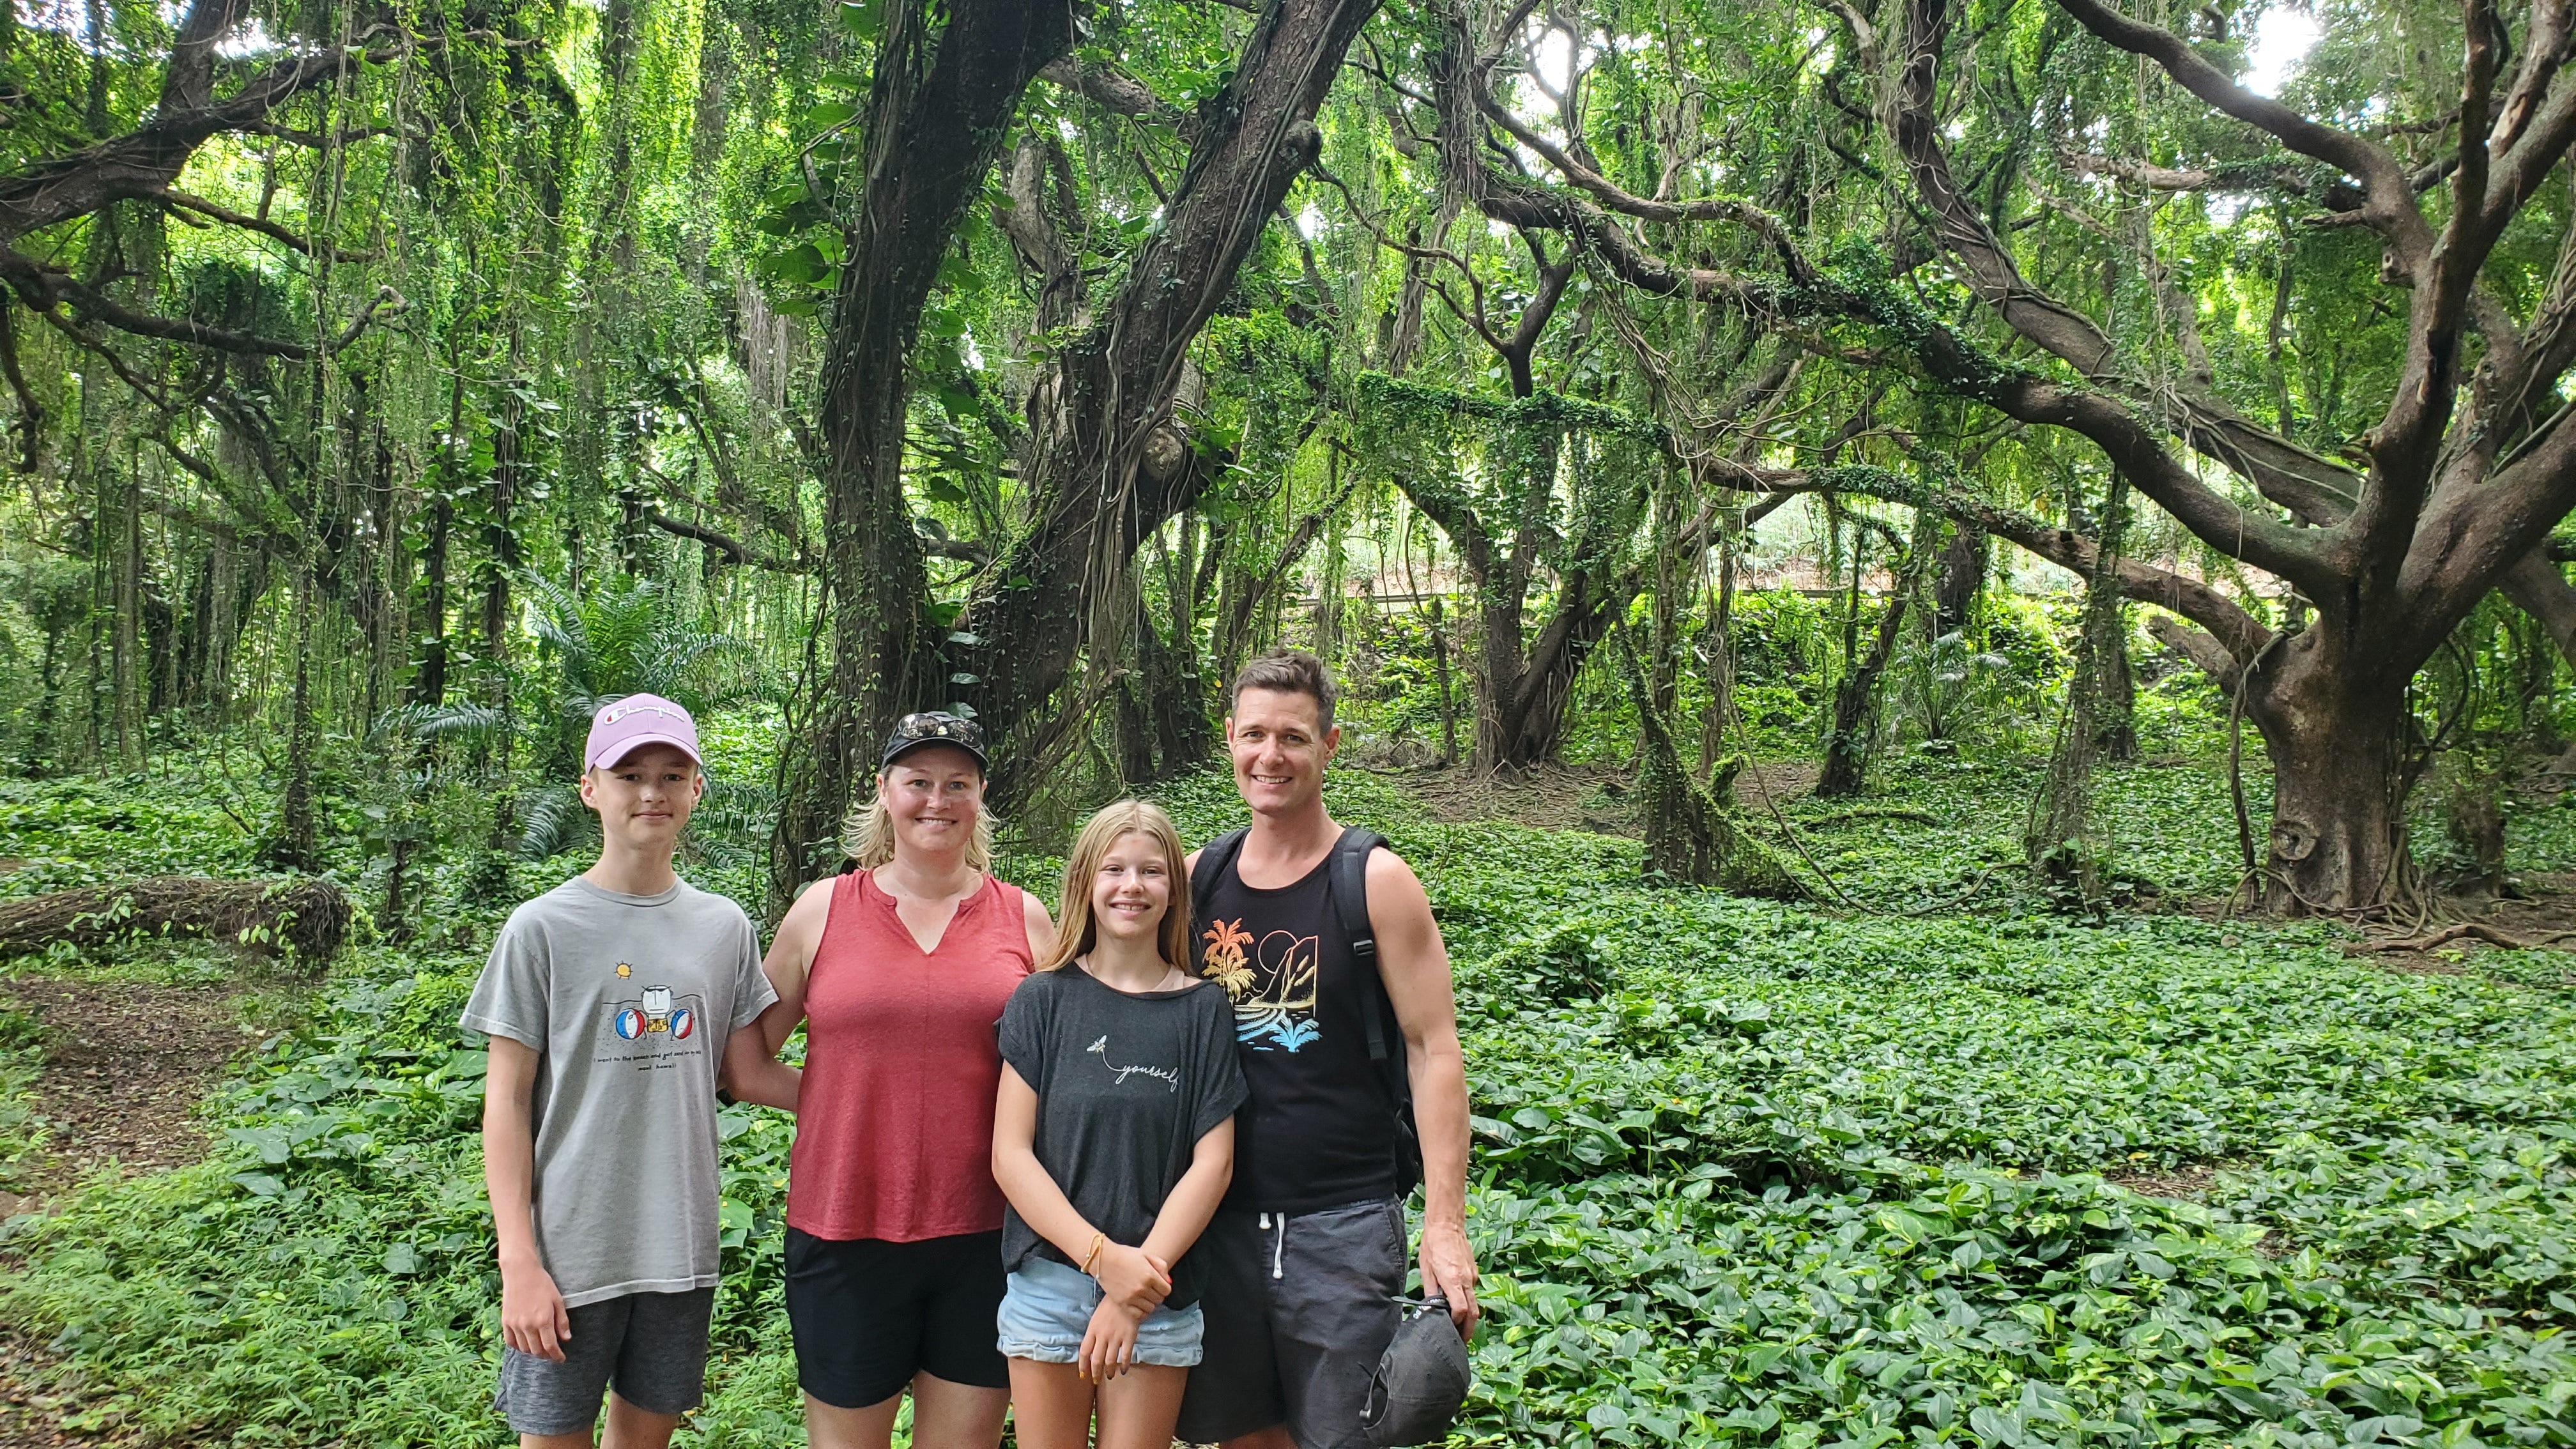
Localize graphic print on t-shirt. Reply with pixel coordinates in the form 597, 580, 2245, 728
1086, 1033, 1182, 1091
1200, 917, 1321, 1052
596, 964, 709, 1068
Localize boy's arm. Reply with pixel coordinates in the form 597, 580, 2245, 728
482, 1036, 571, 1361
719, 1025, 800, 1111
992, 1064, 1169, 1313
1370, 848, 1480, 1335
1138, 1116, 1232, 1271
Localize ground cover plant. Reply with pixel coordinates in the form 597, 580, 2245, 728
1, 744, 2572, 1447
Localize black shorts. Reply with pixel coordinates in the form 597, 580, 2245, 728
784, 1226, 1010, 1408
1175, 1199, 1408, 1449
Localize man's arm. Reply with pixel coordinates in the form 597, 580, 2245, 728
1368, 848, 1480, 1335
482, 1036, 572, 1361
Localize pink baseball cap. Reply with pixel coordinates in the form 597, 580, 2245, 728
586, 694, 703, 770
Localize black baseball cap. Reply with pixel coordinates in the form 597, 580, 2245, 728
1361, 1297, 1471, 1446
880, 711, 988, 772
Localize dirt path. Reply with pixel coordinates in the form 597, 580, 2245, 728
0, 974, 252, 1448
0, 976, 251, 1220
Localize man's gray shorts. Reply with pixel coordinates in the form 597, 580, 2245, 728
1174, 1199, 1406, 1449
494, 1287, 716, 1436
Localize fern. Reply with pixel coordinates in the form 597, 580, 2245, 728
514, 784, 594, 861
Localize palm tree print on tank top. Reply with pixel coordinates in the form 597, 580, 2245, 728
1200, 917, 1322, 1052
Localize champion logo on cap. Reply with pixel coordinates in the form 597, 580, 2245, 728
586, 693, 704, 771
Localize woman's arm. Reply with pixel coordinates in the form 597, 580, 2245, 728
753, 877, 831, 1056
1138, 1117, 1233, 1272
1020, 889, 1057, 963
992, 1064, 1170, 1312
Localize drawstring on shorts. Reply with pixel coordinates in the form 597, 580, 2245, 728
1257, 1211, 1287, 1280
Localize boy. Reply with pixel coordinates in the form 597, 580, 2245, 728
461, 694, 797, 1448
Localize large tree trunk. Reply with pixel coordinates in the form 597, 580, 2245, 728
1931, 523, 1985, 636
769, 0, 1073, 908
954, 0, 1382, 808
1815, 587, 1910, 798
1817, 513, 1936, 798
2244, 634, 2412, 914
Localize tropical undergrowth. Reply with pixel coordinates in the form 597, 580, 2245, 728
0, 746, 2571, 1445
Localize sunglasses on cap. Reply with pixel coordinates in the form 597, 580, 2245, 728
880, 711, 989, 770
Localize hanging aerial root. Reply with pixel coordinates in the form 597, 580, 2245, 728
0, 876, 350, 962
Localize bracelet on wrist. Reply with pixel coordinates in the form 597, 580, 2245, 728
1079, 1231, 1108, 1276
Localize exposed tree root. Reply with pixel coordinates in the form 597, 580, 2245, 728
2362, 921, 2576, 953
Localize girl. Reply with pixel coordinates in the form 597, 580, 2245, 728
751, 713, 1055, 1449
991, 801, 1247, 1449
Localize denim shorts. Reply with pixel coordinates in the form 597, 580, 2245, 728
996, 1257, 1206, 1367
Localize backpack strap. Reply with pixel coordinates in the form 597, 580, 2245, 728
1328, 827, 1390, 1062
1190, 827, 1251, 913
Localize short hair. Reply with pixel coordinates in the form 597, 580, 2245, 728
1036, 800, 1193, 974
1229, 649, 1338, 730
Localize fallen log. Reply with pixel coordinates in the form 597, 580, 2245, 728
0, 876, 350, 961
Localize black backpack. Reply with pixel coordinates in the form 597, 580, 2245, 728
1192, 825, 1423, 1195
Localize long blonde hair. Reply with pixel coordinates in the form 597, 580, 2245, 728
1037, 801, 1192, 974
842, 760, 998, 874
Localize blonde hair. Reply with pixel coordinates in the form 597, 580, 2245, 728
1037, 801, 1192, 974
842, 762, 997, 874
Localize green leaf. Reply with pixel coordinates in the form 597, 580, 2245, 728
804, 100, 859, 131
835, 0, 882, 38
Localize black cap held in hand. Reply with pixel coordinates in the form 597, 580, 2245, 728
1362, 1298, 1471, 1447
879, 711, 988, 772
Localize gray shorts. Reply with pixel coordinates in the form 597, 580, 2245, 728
1174, 1199, 1407, 1449
494, 1287, 716, 1436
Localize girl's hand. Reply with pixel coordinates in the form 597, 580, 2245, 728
1092, 1242, 1170, 1315
1077, 1298, 1142, 1383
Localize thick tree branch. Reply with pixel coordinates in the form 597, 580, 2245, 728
2147, 612, 2244, 690
0, 247, 307, 356
1038, 56, 1176, 122
647, 512, 806, 571
2048, 0, 2432, 263
0, 41, 385, 243
163, 190, 379, 261
1473, 85, 1791, 245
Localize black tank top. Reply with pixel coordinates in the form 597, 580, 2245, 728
1194, 829, 1400, 1213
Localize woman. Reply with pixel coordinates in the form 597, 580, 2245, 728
753, 712, 1055, 1449
991, 801, 1244, 1449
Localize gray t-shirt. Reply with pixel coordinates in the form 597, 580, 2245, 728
460, 875, 776, 1307
997, 965, 1247, 1307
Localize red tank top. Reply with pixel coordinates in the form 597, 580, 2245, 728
786, 870, 1034, 1241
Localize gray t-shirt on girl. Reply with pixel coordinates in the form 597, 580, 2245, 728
998, 965, 1248, 1307
460, 876, 775, 1307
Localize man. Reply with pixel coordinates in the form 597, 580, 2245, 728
1175, 650, 1478, 1449
463, 694, 795, 1449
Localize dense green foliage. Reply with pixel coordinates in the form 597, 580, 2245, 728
5, 741, 2573, 1446
14, 0, 2576, 1436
